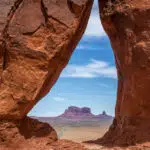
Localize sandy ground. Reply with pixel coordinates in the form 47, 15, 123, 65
52, 120, 112, 143
52, 123, 113, 150
56, 126, 109, 143
52, 122, 150, 150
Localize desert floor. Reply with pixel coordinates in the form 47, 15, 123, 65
52, 121, 113, 150
56, 125, 110, 143
51, 121, 150, 150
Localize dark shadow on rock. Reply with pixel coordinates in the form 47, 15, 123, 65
19, 117, 56, 139
84, 117, 150, 148
0, 117, 58, 149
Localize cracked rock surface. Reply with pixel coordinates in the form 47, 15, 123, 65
0, 0, 93, 149
0, 0, 93, 120
1, 0, 150, 149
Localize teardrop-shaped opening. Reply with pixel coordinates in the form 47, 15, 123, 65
29, 0, 117, 145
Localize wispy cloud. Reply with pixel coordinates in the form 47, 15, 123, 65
84, 0, 106, 37
53, 97, 66, 102
61, 59, 117, 79
98, 83, 110, 88
85, 16, 106, 37
76, 45, 105, 51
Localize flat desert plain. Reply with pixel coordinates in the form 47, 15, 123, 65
52, 120, 113, 150
55, 121, 112, 142
35, 117, 150, 149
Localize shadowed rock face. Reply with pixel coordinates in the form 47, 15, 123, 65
0, 0, 93, 120
0, 117, 57, 149
98, 0, 150, 146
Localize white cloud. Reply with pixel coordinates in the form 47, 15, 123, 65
84, 0, 106, 37
85, 16, 106, 37
53, 97, 66, 102
76, 45, 103, 51
61, 59, 117, 79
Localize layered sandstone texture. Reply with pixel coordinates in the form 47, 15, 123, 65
0, 0, 93, 120
98, 0, 150, 146
0, 0, 93, 149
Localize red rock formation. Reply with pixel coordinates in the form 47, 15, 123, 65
0, 117, 57, 150
1, 0, 150, 148
98, 0, 150, 146
60, 106, 94, 117
0, 0, 93, 149
0, 117, 86, 149
0, 0, 93, 120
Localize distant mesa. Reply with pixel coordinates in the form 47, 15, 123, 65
58, 106, 112, 119
32, 106, 113, 127
102, 111, 107, 115
34, 106, 113, 120
59, 106, 93, 117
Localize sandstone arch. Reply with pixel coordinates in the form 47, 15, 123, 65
97, 0, 150, 146
0, 0, 150, 149
0, 0, 93, 149
0, 0, 93, 120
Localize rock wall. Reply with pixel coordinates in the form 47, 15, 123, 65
1, 0, 150, 148
0, 0, 93, 149
0, 0, 93, 120
98, 0, 150, 146
0, 117, 57, 150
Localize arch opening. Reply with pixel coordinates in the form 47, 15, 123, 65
29, 0, 117, 144
0, 0, 150, 149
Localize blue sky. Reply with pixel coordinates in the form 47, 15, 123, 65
29, 0, 117, 117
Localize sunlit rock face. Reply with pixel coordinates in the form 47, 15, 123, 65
0, 0, 93, 149
0, 0, 93, 120
99, 0, 150, 145
1, 0, 150, 148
